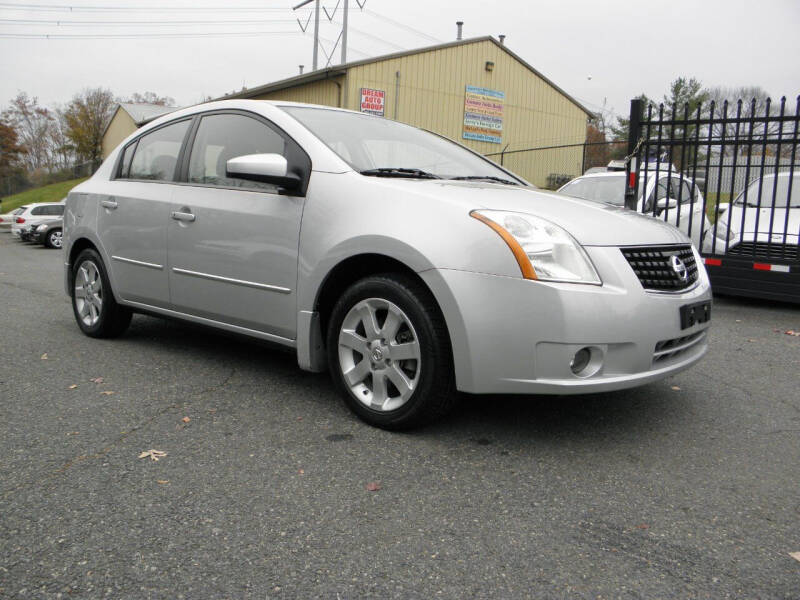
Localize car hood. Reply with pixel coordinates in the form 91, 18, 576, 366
720, 205, 800, 241
376, 179, 690, 246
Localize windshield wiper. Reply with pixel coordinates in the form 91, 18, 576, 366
449, 175, 519, 185
360, 167, 441, 179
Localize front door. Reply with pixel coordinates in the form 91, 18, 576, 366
167, 112, 306, 340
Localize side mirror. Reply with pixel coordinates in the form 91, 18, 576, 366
226, 153, 300, 190
656, 197, 678, 211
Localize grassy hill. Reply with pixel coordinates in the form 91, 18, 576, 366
0, 178, 88, 213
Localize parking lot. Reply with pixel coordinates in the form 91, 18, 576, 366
1, 231, 798, 598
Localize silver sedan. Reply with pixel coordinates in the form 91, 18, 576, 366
63, 100, 712, 429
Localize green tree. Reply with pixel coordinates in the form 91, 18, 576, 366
63, 88, 116, 164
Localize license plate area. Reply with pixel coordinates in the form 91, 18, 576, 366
680, 301, 711, 330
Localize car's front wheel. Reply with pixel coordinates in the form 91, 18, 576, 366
327, 274, 457, 430
71, 249, 132, 338
45, 228, 62, 249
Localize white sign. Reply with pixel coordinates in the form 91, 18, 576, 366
360, 88, 385, 117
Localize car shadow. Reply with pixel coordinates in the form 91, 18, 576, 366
118, 313, 692, 445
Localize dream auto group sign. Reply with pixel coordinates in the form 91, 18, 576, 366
360, 88, 385, 117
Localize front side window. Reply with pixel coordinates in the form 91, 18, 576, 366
128, 119, 190, 182
31, 206, 47, 215
188, 113, 286, 191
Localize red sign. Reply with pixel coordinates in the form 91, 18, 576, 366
360, 88, 385, 117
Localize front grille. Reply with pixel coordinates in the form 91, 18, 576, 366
726, 241, 799, 262
653, 331, 706, 364
621, 245, 698, 291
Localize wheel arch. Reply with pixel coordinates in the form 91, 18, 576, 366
298, 252, 456, 375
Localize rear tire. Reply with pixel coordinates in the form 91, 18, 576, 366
71, 249, 132, 338
326, 273, 457, 430
45, 228, 63, 249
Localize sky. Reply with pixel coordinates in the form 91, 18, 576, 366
1, 0, 799, 127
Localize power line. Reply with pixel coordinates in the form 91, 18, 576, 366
362, 8, 441, 44
0, 30, 301, 38
0, 17, 297, 25
0, 2, 306, 11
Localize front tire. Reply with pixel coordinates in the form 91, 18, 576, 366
326, 273, 457, 430
71, 249, 132, 338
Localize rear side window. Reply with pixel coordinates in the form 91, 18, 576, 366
127, 119, 191, 182
31, 206, 47, 215
187, 113, 286, 191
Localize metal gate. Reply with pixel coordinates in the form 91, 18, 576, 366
624, 96, 800, 302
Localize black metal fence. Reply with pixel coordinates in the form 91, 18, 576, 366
485, 140, 627, 189
0, 159, 100, 202
624, 96, 800, 302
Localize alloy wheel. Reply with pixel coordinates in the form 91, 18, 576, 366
337, 297, 421, 412
74, 260, 103, 327
50, 230, 62, 248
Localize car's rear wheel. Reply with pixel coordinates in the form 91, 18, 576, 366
45, 228, 62, 249
71, 249, 132, 338
326, 273, 457, 430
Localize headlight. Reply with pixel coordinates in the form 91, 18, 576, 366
36, 224, 48, 232
471, 210, 601, 284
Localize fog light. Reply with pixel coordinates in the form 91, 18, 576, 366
570, 347, 592, 374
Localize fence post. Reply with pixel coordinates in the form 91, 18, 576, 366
624, 98, 642, 210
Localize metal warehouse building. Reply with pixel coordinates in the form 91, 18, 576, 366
102, 36, 592, 186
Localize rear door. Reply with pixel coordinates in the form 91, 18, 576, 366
167, 111, 309, 339
98, 118, 192, 308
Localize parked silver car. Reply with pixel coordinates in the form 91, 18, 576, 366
64, 100, 712, 429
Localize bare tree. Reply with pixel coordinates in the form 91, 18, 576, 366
1, 92, 53, 171
63, 88, 116, 165
124, 91, 176, 106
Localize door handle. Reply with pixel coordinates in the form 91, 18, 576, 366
171, 211, 196, 223
101, 199, 118, 210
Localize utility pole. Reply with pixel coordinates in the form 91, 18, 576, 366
293, 0, 320, 71
341, 0, 348, 64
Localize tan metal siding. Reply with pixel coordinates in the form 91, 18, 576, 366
101, 109, 137, 159
344, 39, 587, 186
248, 77, 343, 107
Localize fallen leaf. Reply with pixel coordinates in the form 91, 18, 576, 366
90, 377, 104, 384
156, 480, 170, 485
365, 481, 381, 492
785, 330, 800, 337
671, 386, 681, 391
747, 339, 757, 342
636, 523, 649, 530
735, 319, 741, 322
138, 449, 167, 462
66, 431, 79, 436
68, 384, 78, 390
297, 417, 303, 421
298, 469, 305, 475
100, 390, 114, 396
40, 353, 48, 360
790, 551, 800, 563
207, 408, 217, 414
182, 416, 191, 423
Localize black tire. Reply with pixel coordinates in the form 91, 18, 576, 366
71, 248, 132, 338
326, 273, 458, 430
45, 228, 62, 249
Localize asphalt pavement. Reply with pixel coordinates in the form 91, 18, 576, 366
1, 231, 799, 599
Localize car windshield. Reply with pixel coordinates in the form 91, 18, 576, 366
734, 174, 800, 208
281, 106, 522, 183
559, 175, 625, 206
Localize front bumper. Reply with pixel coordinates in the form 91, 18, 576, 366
420, 245, 712, 395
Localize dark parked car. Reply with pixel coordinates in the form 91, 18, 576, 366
31, 218, 63, 249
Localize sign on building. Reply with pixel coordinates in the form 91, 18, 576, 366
360, 88, 386, 117
463, 85, 504, 144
